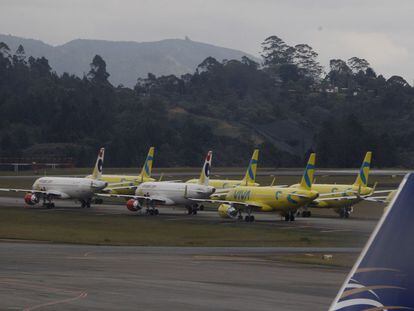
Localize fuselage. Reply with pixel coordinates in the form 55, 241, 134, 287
33, 177, 107, 200
186, 178, 259, 189
225, 186, 319, 213
290, 183, 373, 208
136, 181, 215, 206
86, 174, 156, 194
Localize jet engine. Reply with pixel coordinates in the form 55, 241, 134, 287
126, 199, 142, 212
24, 193, 39, 205
218, 204, 238, 219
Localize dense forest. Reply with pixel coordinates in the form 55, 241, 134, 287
0, 36, 413, 168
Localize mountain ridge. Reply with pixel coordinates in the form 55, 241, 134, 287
0, 34, 259, 87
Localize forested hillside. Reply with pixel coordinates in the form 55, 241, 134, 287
0, 36, 413, 168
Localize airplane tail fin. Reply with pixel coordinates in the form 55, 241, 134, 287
353, 151, 372, 187
139, 147, 155, 181
198, 151, 212, 186
91, 147, 105, 180
241, 149, 259, 186
299, 153, 316, 190
330, 173, 414, 310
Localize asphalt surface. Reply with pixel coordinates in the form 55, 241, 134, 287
0, 196, 378, 234
0, 195, 375, 310
0, 242, 351, 311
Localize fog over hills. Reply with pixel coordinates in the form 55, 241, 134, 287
0, 34, 258, 87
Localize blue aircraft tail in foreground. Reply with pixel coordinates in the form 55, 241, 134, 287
330, 173, 414, 310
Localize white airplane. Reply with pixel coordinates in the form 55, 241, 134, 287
98, 151, 215, 215
0, 148, 107, 208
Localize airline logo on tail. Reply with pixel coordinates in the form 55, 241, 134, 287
330, 173, 414, 310
140, 147, 155, 179
199, 151, 212, 186
242, 149, 259, 185
354, 151, 372, 187
92, 148, 105, 179
300, 153, 316, 190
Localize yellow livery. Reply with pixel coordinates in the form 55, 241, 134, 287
290, 152, 373, 218
87, 147, 156, 195
186, 149, 260, 189
193, 153, 318, 222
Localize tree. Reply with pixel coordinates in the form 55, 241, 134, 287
387, 75, 410, 87
293, 44, 323, 81
327, 59, 353, 88
347, 57, 370, 74
13, 44, 26, 64
261, 35, 295, 67
196, 57, 221, 73
87, 55, 110, 84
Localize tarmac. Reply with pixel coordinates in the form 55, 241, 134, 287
0, 195, 377, 310
0, 242, 352, 311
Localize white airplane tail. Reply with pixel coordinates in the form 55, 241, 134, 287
198, 151, 212, 186
91, 148, 105, 180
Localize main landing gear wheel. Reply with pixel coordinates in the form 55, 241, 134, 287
302, 211, 311, 217
147, 208, 159, 216
187, 205, 198, 215
285, 211, 295, 221
244, 215, 255, 222
339, 207, 351, 218
45, 203, 55, 209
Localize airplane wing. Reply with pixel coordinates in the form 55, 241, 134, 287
363, 196, 389, 203
372, 189, 395, 194
102, 185, 138, 193
314, 196, 360, 202
189, 198, 264, 210
330, 173, 414, 310
96, 193, 168, 204
0, 188, 66, 198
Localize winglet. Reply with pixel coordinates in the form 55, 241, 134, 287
139, 147, 155, 182
91, 148, 104, 180
299, 153, 316, 190
198, 151, 212, 186
354, 151, 372, 187
330, 173, 414, 310
241, 149, 259, 186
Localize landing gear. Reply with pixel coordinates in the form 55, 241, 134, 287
186, 204, 198, 215
145, 200, 159, 216
339, 207, 351, 218
243, 207, 255, 222
81, 200, 91, 208
146, 208, 159, 216
42, 196, 55, 209
244, 215, 255, 222
45, 202, 55, 209
302, 210, 312, 218
284, 210, 295, 221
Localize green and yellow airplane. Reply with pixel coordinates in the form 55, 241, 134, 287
290, 151, 375, 218
87, 147, 156, 195
190, 153, 318, 222
186, 149, 260, 189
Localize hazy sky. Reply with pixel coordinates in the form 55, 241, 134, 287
1, 0, 413, 83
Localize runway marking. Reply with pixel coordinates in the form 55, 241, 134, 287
23, 291, 88, 311
0, 278, 88, 310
